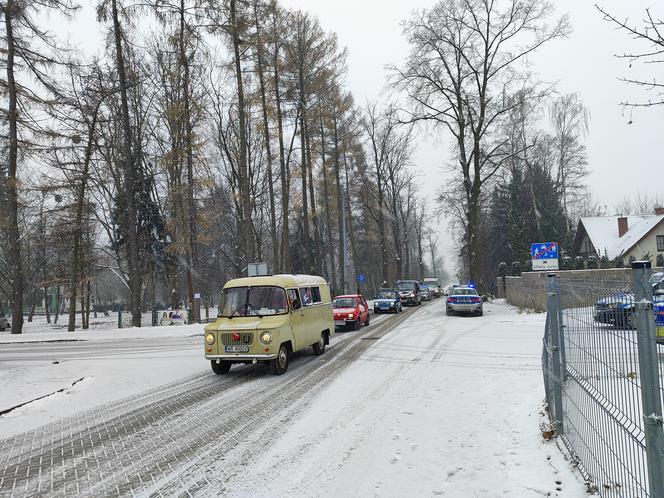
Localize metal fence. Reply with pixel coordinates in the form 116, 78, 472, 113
542, 262, 664, 497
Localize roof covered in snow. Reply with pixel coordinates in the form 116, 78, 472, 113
579, 215, 664, 259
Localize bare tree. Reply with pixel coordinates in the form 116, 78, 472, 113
0, 0, 78, 333
391, 0, 569, 289
596, 4, 664, 108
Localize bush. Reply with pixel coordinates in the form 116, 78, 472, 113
497, 262, 507, 276
511, 261, 522, 275
614, 257, 624, 268
599, 255, 610, 268
562, 256, 572, 270
574, 256, 585, 270
587, 256, 598, 269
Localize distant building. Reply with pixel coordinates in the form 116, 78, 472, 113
574, 208, 664, 262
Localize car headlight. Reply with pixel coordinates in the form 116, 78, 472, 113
205, 333, 215, 345
260, 331, 273, 345
348, 313, 354, 319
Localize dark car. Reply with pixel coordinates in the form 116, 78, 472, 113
0, 315, 9, 332
594, 272, 664, 330
396, 280, 422, 306
421, 286, 432, 301
373, 289, 402, 314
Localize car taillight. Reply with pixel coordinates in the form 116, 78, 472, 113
447, 297, 456, 303
471, 297, 482, 303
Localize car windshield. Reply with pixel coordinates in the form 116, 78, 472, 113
397, 282, 415, 291
452, 288, 478, 296
377, 291, 398, 299
218, 286, 289, 317
333, 298, 357, 308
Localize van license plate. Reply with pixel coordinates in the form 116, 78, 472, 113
334, 320, 345, 326
225, 346, 249, 353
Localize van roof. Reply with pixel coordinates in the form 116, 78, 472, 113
223, 274, 327, 289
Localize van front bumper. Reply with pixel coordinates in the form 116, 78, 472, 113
206, 353, 277, 360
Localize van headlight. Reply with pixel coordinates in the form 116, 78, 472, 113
260, 331, 273, 345
205, 333, 215, 345
348, 313, 354, 319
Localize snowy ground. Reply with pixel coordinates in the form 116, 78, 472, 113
0, 300, 588, 497
228, 300, 587, 497
1, 307, 219, 335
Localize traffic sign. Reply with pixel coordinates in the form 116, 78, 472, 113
531, 242, 559, 271
357, 273, 366, 283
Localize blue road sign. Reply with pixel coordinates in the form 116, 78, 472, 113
531, 242, 559, 270
531, 242, 559, 260
357, 273, 366, 283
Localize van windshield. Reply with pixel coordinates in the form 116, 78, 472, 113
218, 286, 289, 318
397, 282, 416, 291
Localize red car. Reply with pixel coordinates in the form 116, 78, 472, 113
333, 294, 370, 330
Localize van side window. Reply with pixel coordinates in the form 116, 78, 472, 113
311, 287, 322, 304
301, 287, 313, 306
287, 289, 301, 310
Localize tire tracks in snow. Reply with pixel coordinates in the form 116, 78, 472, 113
0, 305, 420, 497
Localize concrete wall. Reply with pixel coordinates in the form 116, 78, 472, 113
499, 268, 662, 312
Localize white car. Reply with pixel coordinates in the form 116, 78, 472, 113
446, 287, 483, 316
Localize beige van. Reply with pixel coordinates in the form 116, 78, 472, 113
204, 274, 334, 375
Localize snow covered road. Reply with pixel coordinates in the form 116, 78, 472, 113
0, 300, 586, 497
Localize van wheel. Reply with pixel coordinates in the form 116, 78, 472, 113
269, 344, 289, 375
211, 361, 231, 375
312, 333, 326, 355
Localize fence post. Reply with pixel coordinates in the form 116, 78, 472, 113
547, 274, 565, 435
631, 260, 664, 497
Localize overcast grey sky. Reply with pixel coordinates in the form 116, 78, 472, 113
67, 1, 662, 276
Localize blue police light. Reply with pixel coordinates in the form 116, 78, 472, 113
467, 282, 476, 289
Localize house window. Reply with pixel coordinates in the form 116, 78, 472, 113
658, 235, 664, 252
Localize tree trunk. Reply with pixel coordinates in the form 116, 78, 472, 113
111, 0, 142, 327
272, 5, 289, 272
68, 106, 101, 332
299, 109, 310, 273
230, 0, 254, 266
180, 0, 199, 321
4, 0, 24, 334
332, 111, 345, 292
305, 122, 321, 274
319, 110, 336, 291
44, 287, 51, 324
343, 153, 359, 286
254, 0, 279, 272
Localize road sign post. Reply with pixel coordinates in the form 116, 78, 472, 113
356, 274, 366, 296
531, 242, 559, 271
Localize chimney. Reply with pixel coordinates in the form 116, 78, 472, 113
655, 207, 664, 216
618, 216, 629, 237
